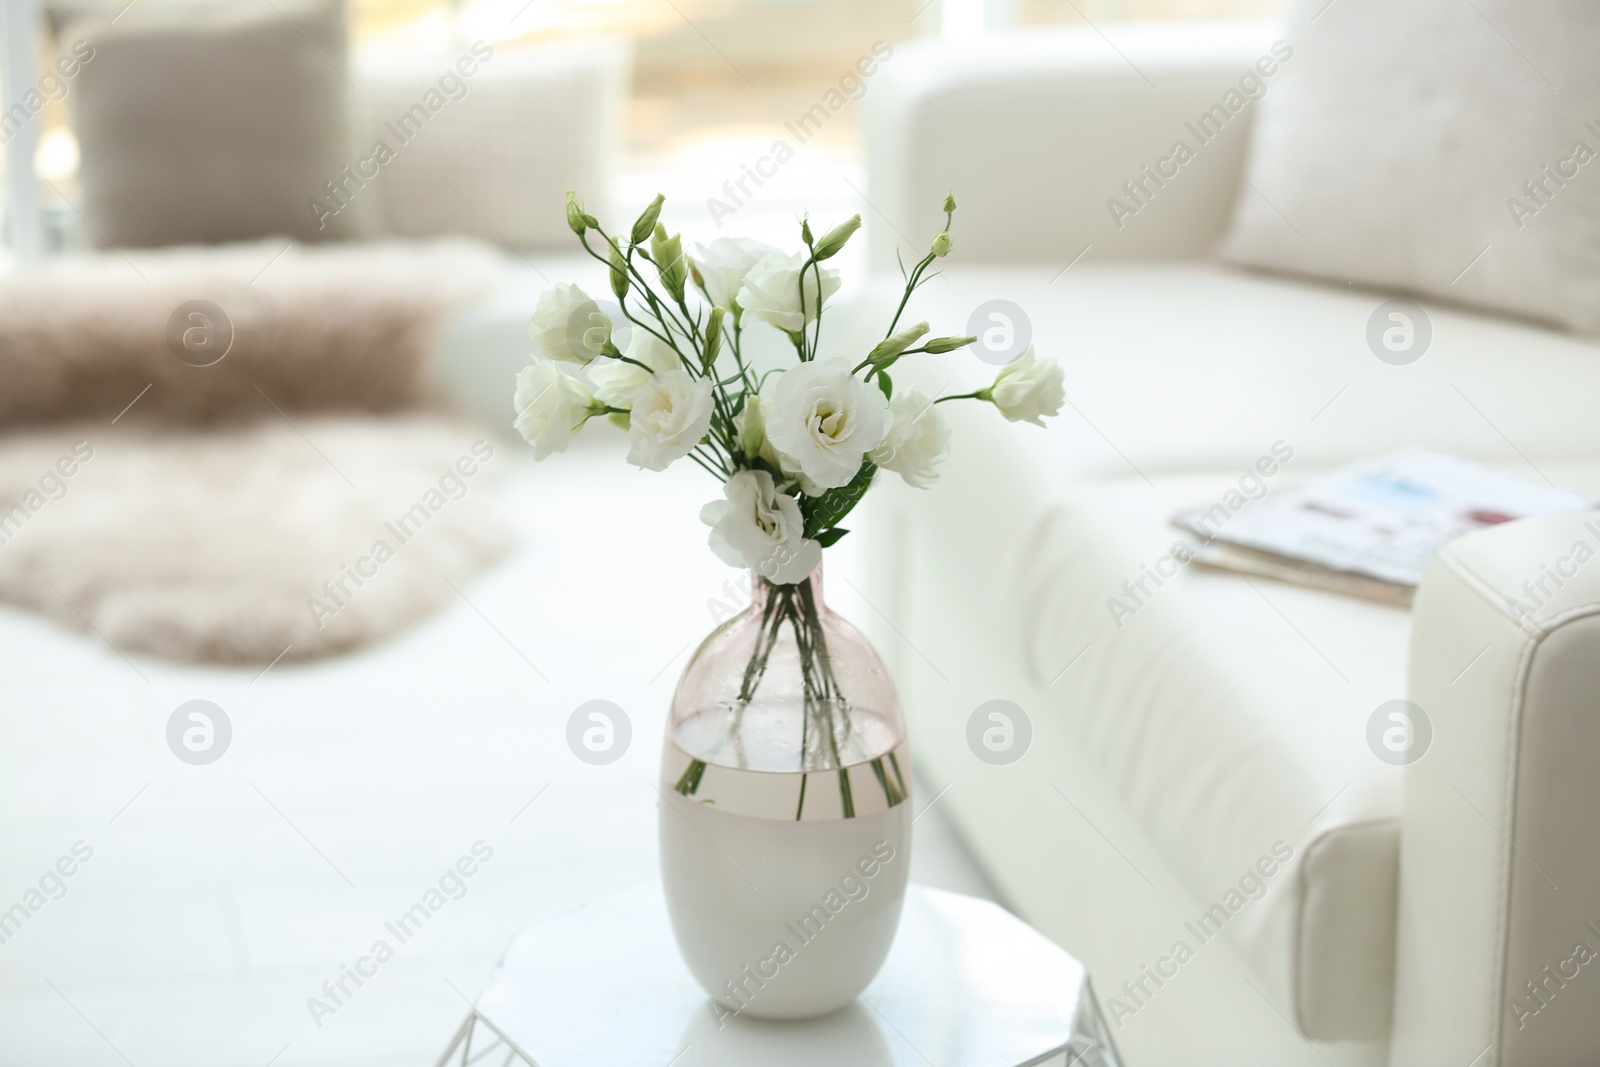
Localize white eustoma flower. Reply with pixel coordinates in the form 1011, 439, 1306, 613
513, 357, 595, 460
700, 469, 821, 585
694, 237, 781, 312
870, 387, 951, 489
529, 282, 609, 364
627, 369, 714, 471
988, 347, 1066, 426
588, 332, 682, 408
763, 358, 889, 491
735, 251, 841, 333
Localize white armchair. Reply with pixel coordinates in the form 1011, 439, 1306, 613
856, 19, 1600, 1066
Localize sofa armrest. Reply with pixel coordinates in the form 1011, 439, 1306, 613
1392, 511, 1600, 1066
864, 19, 1283, 269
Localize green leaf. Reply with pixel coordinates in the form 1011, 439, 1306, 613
815, 528, 849, 547
802, 461, 876, 538
876, 371, 893, 400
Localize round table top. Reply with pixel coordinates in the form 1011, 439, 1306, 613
463, 882, 1122, 1067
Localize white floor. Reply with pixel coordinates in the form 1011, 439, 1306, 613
0, 438, 999, 1067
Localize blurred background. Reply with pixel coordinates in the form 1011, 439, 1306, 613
6, 0, 1282, 258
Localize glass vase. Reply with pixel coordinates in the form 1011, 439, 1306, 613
658, 563, 912, 1020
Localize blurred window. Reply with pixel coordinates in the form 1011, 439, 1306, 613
352, 0, 1285, 161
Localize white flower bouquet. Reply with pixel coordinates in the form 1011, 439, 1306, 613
515, 192, 1064, 562
513, 192, 1064, 799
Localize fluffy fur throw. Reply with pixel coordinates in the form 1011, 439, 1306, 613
0, 240, 498, 426
0, 241, 515, 664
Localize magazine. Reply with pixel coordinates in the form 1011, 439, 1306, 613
1172, 450, 1591, 604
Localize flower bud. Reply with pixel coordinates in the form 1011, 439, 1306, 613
651, 223, 687, 302
703, 306, 725, 369
607, 237, 629, 299
865, 321, 930, 366
812, 214, 861, 261
943, 193, 957, 214
924, 334, 975, 353
565, 190, 588, 235
631, 193, 665, 247
931, 231, 952, 258
801, 217, 814, 246
736, 394, 767, 463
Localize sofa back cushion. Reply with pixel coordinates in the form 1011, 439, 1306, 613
1218, 0, 1600, 333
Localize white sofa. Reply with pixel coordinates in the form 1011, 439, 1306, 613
857, 19, 1600, 1067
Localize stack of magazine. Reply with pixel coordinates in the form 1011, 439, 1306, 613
1172, 450, 1591, 605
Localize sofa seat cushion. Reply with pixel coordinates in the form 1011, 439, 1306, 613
1013, 462, 1600, 1039
1019, 472, 1407, 1037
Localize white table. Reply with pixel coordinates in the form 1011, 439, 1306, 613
436, 882, 1124, 1067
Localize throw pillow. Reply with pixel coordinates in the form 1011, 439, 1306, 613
1217, 0, 1600, 333
55, 0, 358, 246
350, 43, 626, 249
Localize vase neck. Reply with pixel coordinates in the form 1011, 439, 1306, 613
750, 563, 824, 612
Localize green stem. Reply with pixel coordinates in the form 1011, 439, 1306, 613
881, 204, 951, 341
737, 588, 786, 702
793, 580, 847, 772
674, 758, 707, 795
731, 320, 756, 393
578, 231, 706, 382
686, 448, 728, 480
883, 253, 934, 339
808, 257, 825, 360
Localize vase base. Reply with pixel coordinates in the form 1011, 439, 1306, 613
658, 788, 911, 1020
